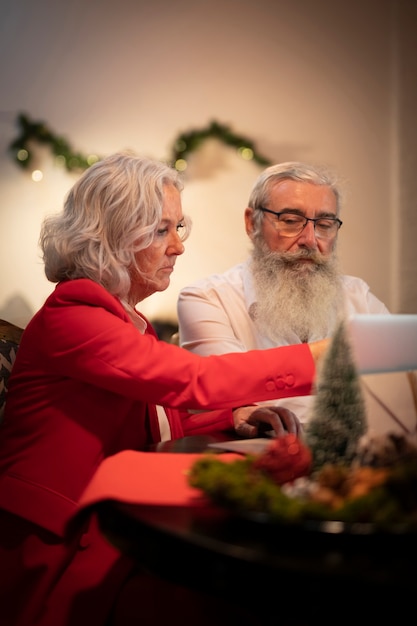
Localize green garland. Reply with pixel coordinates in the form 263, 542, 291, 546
8, 113, 272, 174
171, 120, 272, 170
9, 113, 101, 172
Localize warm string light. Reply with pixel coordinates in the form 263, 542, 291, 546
31, 170, 43, 182
9, 114, 272, 179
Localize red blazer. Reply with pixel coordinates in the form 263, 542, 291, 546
0, 278, 315, 625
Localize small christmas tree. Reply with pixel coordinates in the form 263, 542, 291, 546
304, 319, 367, 471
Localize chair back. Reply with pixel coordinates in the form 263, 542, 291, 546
0, 320, 24, 422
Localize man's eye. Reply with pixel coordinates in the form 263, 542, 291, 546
316, 220, 333, 230
280, 215, 303, 225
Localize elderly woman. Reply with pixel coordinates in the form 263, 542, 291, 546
0, 152, 326, 626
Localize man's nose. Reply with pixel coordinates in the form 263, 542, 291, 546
296, 220, 318, 248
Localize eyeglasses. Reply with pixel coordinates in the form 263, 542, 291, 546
259, 207, 343, 239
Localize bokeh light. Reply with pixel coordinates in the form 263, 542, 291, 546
238, 147, 254, 161
175, 159, 187, 172
87, 154, 100, 165
17, 149, 29, 162
31, 169, 43, 182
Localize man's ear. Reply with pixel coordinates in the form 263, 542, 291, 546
244, 207, 255, 238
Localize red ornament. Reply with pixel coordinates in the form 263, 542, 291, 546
253, 434, 312, 484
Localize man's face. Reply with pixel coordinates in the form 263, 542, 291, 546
245, 178, 343, 343
245, 179, 339, 261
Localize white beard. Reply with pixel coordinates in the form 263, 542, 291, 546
250, 239, 345, 343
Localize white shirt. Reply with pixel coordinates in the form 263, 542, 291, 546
122, 300, 171, 441
177, 260, 390, 423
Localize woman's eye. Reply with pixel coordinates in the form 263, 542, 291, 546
156, 228, 168, 236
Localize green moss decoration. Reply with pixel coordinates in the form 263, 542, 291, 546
304, 319, 367, 472
8, 113, 272, 174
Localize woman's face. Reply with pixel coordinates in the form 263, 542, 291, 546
130, 183, 186, 303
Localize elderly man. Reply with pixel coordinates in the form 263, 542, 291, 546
177, 161, 389, 423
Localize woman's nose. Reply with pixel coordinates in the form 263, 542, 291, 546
168, 232, 185, 255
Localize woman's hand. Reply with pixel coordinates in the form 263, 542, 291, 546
232, 405, 302, 439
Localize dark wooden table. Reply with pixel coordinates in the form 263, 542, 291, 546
93, 436, 417, 624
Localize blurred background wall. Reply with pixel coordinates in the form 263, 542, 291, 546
0, 0, 416, 328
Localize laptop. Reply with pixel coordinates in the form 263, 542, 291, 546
208, 314, 417, 453
347, 314, 417, 374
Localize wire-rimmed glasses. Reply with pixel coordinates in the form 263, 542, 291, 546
259, 207, 342, 239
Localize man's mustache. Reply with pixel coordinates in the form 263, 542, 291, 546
268, 249, 328, 267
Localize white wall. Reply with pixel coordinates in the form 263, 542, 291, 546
0, 0, 415, 327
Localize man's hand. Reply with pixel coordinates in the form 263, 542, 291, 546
232, 405, 302, 439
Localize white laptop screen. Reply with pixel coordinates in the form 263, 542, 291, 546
347, 314, 417, 374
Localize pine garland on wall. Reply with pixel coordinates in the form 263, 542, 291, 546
171, 120, 272, 171
8, 113, 101, 173
8, 113, 272, 177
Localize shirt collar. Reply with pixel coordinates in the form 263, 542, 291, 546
121, 300, 147, 334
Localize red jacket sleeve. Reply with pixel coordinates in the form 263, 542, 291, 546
21, 279, 316, 411
177, 407, 234, 436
